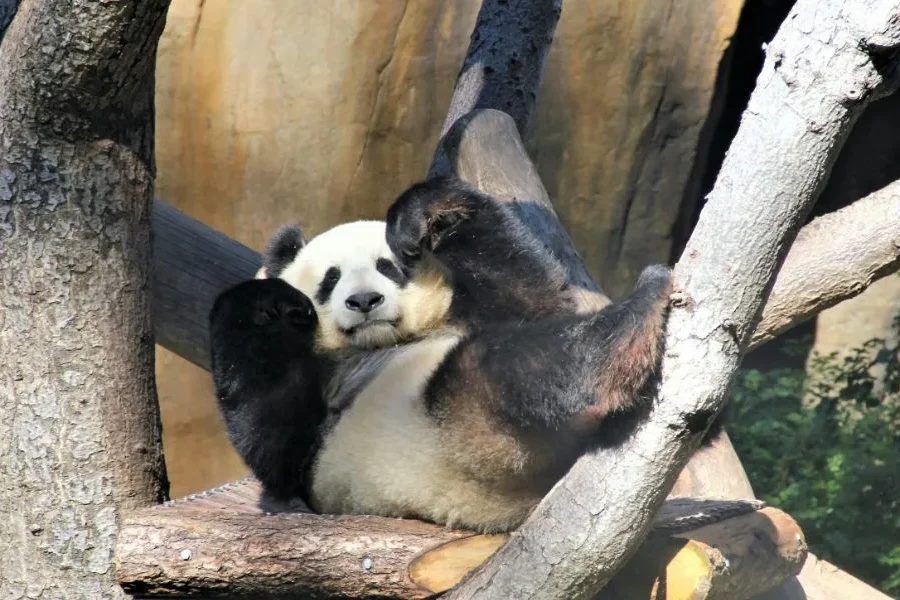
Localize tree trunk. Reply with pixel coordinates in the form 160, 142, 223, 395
445, 0, 900, 597
0, 2, 170, 598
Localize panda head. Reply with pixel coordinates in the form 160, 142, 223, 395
261, 221, 452, 351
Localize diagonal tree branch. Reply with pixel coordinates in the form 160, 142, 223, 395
445, 1, 900, 598
433, 0, 562, 145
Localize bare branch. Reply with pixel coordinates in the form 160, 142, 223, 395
446, 1, 900, 598
750, 181, 900, 349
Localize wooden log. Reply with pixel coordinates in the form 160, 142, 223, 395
411, 507, 807, 600
118, 492, 805, 600
755, 553, 894, 600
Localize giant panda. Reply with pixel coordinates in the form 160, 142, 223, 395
209, 176, 673, 533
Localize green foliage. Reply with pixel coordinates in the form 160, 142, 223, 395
730, 315, 900, 595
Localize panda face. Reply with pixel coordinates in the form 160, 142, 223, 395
263, 220, 455, 351
273, 221, 412, 350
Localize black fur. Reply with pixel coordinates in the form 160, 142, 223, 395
387, 177, 578, 327
315, 266, 341, 304
426, 268, 671, 430
264, 224, 306, 278
209, 278, 329, 505
384, 179, 672, 458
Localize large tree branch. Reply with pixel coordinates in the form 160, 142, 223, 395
445, 2, 900, 598
433, 0, 562, 146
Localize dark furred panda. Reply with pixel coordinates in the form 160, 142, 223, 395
209, 176, 673, 533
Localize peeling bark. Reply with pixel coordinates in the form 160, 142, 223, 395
0, 2, 171, 598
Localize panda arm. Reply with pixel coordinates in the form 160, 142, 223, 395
208, 279, 329, 505
425, 264, 672, 440
387, 176, 577, 324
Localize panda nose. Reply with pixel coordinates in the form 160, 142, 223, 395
345, 291, 385, 313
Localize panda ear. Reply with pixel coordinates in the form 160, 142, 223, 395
263, 224, 307, 278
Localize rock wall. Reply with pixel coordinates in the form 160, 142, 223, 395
154, 0, 744, 496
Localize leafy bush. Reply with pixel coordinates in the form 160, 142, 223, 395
730, 314, 900, 595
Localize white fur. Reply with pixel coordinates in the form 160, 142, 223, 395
310, 335, 540, 532
276, 220, 453, 351
278, 221, 404, 350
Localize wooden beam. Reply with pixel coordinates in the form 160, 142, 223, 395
151, 199, 260, 371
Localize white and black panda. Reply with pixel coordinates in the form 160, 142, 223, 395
209, 176, 674, 533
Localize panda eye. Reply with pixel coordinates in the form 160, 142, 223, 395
316, 267, 342, 304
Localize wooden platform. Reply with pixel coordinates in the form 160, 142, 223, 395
116, 478, 807, 599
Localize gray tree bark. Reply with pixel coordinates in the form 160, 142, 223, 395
445, 1, 900, 598
0, 2, 171, 598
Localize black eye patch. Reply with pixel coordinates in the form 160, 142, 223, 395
316, 267, 341, 304
376, 258, 408, 287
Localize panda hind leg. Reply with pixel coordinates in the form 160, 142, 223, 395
424, 264, 674, 469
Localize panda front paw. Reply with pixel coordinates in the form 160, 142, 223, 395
386, 176, 476, 269
210, 279, 318, 334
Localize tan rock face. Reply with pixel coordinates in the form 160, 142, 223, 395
153, 0, 743, 496
532, 1, 742, 296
